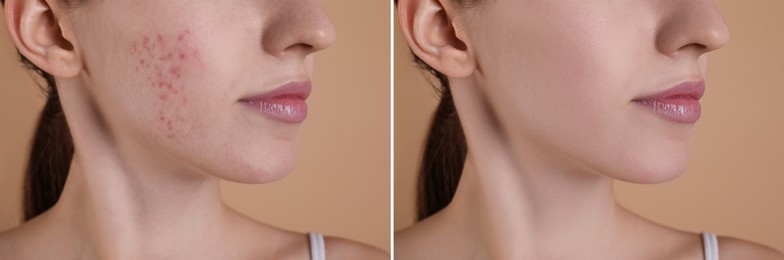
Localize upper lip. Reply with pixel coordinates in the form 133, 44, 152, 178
633, 80, 705, 102
239, 80, 312, 102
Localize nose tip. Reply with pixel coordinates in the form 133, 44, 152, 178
687, 4, 730, 55
702, 19, 730, 52
656, 0, 730, 57
263, 1, 336, 56
308, 16, 336, 52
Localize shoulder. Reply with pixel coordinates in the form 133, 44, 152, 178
258, 230, 389, 260
0, 222, 43, 259
393, 225, 425, 257
392, 208, 479, 260
0, 228, 20, 259
394, 227, 422, 260
324, 235, 389, 260
225, 210, 388, 259
224, 212, 308, 259
393, 216, 458, 260
717, 236, 784, 260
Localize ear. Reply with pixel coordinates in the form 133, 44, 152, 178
398, 0, 475, 78
4, 0, 82, 78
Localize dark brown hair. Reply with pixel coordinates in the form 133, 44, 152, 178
2, 0, 78, 221
416, 64, 468, 220
395, 0, 474, 220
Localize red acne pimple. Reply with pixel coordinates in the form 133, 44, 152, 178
169, 67, 181, 76
142, 36, 151, 50
159, 53, 174, 61
177, 29, 191, 42
159, 93, 168, 100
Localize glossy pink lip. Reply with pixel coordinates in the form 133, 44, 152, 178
239, 81, 312, 123
632, 81, 705, 124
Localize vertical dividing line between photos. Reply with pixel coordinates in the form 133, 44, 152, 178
389, 0, 396, 257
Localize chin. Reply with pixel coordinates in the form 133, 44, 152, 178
222, 159, 295, 184
236, 156, 294, 184
616, 151, 691, 184
216, 145, 298, 184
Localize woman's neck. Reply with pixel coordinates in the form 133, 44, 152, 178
48, 151, 233, 259
39, 121, 239, 259
443, 154, 628, 259
431, 80, 643, 259
35, 79, 240, 259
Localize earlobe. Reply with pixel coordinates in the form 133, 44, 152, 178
398, 0, 475, 78
4, 0, 82, 78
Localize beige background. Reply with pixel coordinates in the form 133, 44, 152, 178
395, 0, 784, 252
0, 1, 390, 252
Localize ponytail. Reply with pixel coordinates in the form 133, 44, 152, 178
416, 69, 467, 220
23, 76, 74, 221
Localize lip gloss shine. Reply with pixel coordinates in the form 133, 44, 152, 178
633, 81, 705, 124
239, 81, 312, 123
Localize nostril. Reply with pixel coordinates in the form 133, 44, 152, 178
284, 43, 316, 53
686, 43, 708, 52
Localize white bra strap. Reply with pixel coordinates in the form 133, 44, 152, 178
308, 232, 326, 260
702, 232, 719, 260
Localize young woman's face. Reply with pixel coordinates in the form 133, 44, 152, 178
69, 0, 335, 182
462, 0, 728, 183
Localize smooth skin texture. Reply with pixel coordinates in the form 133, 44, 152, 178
0, 0, 386, 259
396, 0, 784, 259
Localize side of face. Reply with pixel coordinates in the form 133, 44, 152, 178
66, 0, 335, 183
459, 0, 729, 183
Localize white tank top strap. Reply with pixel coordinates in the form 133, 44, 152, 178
308, 232, 326, 260
702, 232, 719, 260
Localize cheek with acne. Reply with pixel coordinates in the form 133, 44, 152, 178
129, 29, 203, 140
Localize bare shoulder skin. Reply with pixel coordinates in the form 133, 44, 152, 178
718, 236, 784, 260
395, 207, 782, 260
0, 207, 389, 260
324, 236, 389, 260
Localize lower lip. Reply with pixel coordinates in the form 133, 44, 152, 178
633, 98, 701, 123
241, 97, 308, 123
